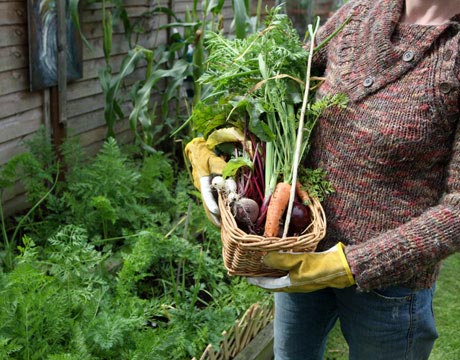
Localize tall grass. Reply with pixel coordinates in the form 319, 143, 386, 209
324, 253, 460, 359
431, 253, 460, 359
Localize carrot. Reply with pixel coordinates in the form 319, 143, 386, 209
263, 182, 291, 237
295, 182, 311, 206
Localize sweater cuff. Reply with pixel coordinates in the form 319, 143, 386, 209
344, 243, 383, 291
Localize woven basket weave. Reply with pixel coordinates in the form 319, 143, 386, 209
219, 192, 327, 277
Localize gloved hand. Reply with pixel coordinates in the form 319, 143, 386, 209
184, 137, 226, 226
247, 243, 355, 292
184, 128, 247, 226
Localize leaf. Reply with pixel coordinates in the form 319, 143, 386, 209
103, 9, 113, 64
207, 0, 225, 15
69, 0, 91, 49
206, 127, 245, 150
189, 103, 227, 137
129, 59, 189, 131
250, 121, 274, 143
102, 48, 144, 137
232, 0, 249, 39
90, 196, 117, 224
222, 157, 253, 178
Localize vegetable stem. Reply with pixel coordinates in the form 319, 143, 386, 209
282, 21, 319, 238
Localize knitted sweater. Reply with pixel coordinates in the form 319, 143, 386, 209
309, 0, 460, 291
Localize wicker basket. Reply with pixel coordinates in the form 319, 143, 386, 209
219, 192, 327, 277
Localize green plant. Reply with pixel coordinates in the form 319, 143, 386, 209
0, 128, 59, 270
0, 229, 109, 359
0, 133, 268, 359
63, 138, 143, 239
99, 0, 266, 153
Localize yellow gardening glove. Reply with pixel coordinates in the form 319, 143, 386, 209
185, 137, 227, 226
247, 243, 355, 292
184, 128, 248, 226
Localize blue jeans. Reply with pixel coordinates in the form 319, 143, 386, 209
274, 286, 438, 360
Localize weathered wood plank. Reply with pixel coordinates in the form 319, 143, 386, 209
67, 108, 107, 136
83, 33, 131, 60
77, 53, 126, 81
79, 116, 131, 146
81, 20, 126, 40
0, 137, 27, 165
67, 78, 102, 100
171, 1, 232, 14
82, 5, 151, 24
233, 322, 274, 360
1, 181, 25, 203
0, 67, 29, 96
0, 2, 27, 26
84, 0, 153, 10
0, 91, 42, 120
67, 104, 132, 136
0, 45, 28, 72
0, 107, 42, 143
67, 62, 149, 101
0, 24, 27, 47
2, 192, 29, 218
67, 92, 105, 118
83, 131, 135, 159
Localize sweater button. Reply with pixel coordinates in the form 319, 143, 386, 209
439, 82, 452, 94
402, 50, 415, 62
363, 76, 374, 87
443, 49, 453, 61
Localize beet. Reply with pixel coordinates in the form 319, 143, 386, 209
288, 201, 310, 236
233, 197, 259, 224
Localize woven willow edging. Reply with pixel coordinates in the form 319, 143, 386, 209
219, 192, 327, 277
192, 302, 274, 360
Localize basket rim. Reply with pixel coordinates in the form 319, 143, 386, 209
218, 192, 327, 247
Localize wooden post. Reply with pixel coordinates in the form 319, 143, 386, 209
51, 0, 68, 154
56, 0, 67, 124
50, 87, 66, 153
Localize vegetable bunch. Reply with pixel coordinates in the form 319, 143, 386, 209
189, 6, 347, 238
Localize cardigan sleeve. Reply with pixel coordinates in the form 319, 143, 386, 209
345, 120, 460, 291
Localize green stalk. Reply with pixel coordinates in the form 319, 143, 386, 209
255, 0, 262, 30
2, 165, 59, 270
0, 190, 11, 270
264, 137, 276, 197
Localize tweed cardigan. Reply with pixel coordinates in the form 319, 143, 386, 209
308, 0, 460, 291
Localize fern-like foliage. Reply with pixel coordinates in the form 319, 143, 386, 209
0, 336, 22, 359
0, 129, 268, 360
137, 152, 176, 217
63, 138, 142, 239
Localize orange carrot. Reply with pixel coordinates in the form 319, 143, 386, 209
263, 182, 291, 237
295, 182, 310, 205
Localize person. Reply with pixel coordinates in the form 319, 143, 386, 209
186, 0, 460, 358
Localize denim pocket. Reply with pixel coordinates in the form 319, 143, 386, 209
371, 286, 414, 302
